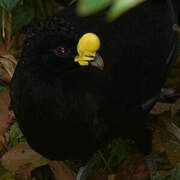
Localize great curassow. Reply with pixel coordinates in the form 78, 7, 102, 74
10, 0, 180, 179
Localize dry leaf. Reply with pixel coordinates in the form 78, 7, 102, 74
0, 55, 17, 82
0, 43, 9, 55
0, 43, 17, 83
0, 134, 6, 151
152, 128, 166, 154
49, 161, 75, 180
171, 98, 180, 116
108, 174, 116, 180
0, 141, 48, 173
115, 154, 150, 180
15, 164, 32, 180
0, 90, 13, 150
165, 142, 180, 167
162, 119, 180, 166
152, 116, 180, 167
0, 90, 12, 133
150, 102, 172, 115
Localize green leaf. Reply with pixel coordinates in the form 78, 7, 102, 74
0, 171, 15, 180
77, 0, 111, 16
8, 122, 24, 146
12, 6, 35, 35
0, 0, 20, 11
107, 0, 144, 21
171, 165, 180, 180
114, 143, 126, 162
0, 84, 8, 92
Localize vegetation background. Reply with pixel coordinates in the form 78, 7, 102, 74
0, 0, 180, 179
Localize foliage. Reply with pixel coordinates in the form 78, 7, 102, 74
0, 0, 62, 57
154, 164, 180, 180
77, 0, 111, 16
0, 0, 20, 11
8, 122, 23, 146
0, 168, 15, 180
114, 143, 126, 162
77, 0, 145, 20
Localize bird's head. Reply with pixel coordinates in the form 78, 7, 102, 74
24, 17, 104, 74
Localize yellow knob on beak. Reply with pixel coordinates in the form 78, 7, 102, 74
75, 33, 101, 66
77, 33, 100, 56
74, 32, 104, 70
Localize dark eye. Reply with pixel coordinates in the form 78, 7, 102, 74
52, 46, 71, 57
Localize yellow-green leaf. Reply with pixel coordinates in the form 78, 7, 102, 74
77, 0, 111, 16
107, 0, 144, 21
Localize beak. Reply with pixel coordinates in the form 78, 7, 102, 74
89, 53, 104, 70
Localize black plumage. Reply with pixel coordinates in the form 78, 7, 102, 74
10, 0, 179, 168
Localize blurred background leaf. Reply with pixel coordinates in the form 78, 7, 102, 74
77, 0, 145, 20
0, 0, 20, 11
107, 0, 144, 20
77, 0, 111, 16
12, 6, 35, 35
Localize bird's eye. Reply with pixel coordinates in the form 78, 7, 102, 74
53, 46, 71, 57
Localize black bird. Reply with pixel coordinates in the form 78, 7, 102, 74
10, 0, 179, 179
